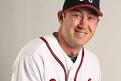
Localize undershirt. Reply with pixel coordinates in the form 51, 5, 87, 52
69, 56, 77, 63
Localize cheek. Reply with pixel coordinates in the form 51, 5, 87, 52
89, 22, 98, 32
71, 18, 80, 26
65, 17, 79, 27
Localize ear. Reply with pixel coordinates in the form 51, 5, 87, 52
97, 18, 100, 22
95, 18, 100, 27
97, 18, 100, 24
58, 11, 65, 23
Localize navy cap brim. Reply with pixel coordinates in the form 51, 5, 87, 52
62, 4, 103, 16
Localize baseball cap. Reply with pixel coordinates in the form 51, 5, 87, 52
62, 0, 103, 16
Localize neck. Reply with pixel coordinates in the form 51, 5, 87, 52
53, 32, 81, 57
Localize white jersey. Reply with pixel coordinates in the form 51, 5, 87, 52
11, 34, 101, 81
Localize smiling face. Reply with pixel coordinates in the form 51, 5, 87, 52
58, 8, 99, 49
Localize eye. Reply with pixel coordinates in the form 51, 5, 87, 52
72, 13, 80, 17
88, 15, 98, 21
70, 12, 82, 20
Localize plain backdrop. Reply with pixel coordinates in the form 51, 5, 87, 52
0, 0, 121, 81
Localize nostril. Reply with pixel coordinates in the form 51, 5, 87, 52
77, 25, 82, 29
77, 25, 85, 29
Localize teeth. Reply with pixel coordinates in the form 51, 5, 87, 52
79, 32, 85, 35
75, 30, 86, 36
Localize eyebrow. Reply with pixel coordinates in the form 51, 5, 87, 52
70, 8, 99, 17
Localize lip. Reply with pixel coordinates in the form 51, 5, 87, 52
75, 30, 87, 34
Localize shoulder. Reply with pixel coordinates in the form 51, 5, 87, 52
83, 48, 101, 81
11, 38, 46, 81
13, 37, 48, 69
17, 34, 55, 57
84, 48, 100, 65
18, 38, 44, 57
84, 48, 98, 59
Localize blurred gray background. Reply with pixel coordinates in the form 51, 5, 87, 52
0, 0, 121, 81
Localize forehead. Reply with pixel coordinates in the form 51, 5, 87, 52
66, 7, 99, 16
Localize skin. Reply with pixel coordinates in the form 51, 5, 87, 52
55, 8, 99, 57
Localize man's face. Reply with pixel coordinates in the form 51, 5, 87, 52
58, 8, 99, 48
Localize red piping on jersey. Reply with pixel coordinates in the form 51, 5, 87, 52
74, 47, 84, 81
40, 37, 84, 81
40, 37, 67, 81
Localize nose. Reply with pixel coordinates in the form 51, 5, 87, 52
79, 16, 88, 27
77, 15, 88, 29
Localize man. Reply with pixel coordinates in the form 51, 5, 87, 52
11, 0, 103, 81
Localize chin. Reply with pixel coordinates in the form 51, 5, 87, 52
72, 41, 85, 48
